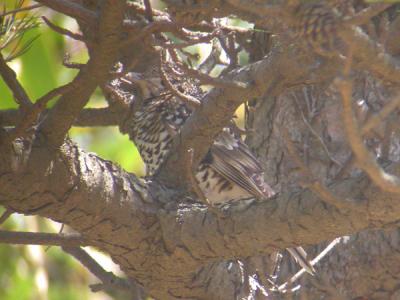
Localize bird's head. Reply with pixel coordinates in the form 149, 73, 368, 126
123, 71, 163, 101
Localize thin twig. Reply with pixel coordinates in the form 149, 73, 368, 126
333, 92, 400, 180
34, 0, 97, 25
159, 30, 219, 49
333, 154, 355, 181
168, 49, 248, 89
142, 0, 153, 22
0, 210, 13, 225
0, 107, 123, 127
338, 25, 400, 85
42, 16, 85, 41
282, 128, 357, 211
122, 19, 180, 48
63, 53, 85, 69
277, 238, 341, 293
126, 1, 165, 17
0, 53, 32, 109
62, 246, 137, 293
293, 95, 342, 167
227, 33, 239, 67
159, 53, 201, 109
361, 94, 400, 136
0, 230, 87, 246
0, 4, 43, 18
344, 3, 392, 27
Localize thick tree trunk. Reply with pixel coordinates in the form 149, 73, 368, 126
246, 64, 400, 300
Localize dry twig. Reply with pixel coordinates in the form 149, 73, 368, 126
62, 246, 138, 294
276, 238, 342, 293
168, 49, 248, 89
159, 30, 220, 49
293, 95, 342, 167
338, 49, 400, 194
42, 16, 85, 41
159, 52, 201, 109
0, 107, 122, 128
361, 94, 400, 136
0, 230, 87, 246
282, 128, 358, 211
34, 0, 97, 25
344, 3, 392, 27
0, 3, 42, 18
0, 209, 13, 225
63, 53, 85, 69
0, 53, 32, 110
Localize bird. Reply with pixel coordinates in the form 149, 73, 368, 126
110, 60, 315, 275
121, 65, 275, 205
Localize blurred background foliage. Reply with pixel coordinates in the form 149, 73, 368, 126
0, 0, 248, 299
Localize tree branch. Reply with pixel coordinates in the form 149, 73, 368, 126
0, 230, 87, 246
277, 238, 342, 293
338, 69, 400, 194
34, 0, 97, 25
2, 1, 400, 298
361, 93, 400, 136
42, 16, 85, 41
11, 82, 75, 140
32, 0, 124, 159
0, 53, 32, 109
0, 209, 13, 225
0, 107, 123, 128
0, 4, 43, 18
339, 24, 400, 85
62, 246, 141, 296
2, 139, 400, 297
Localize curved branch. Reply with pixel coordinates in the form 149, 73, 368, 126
31, 0, 124, 165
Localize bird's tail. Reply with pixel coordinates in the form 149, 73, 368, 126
286, 247, 316, 275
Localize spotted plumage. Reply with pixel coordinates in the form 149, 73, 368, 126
132, 94, 190, 176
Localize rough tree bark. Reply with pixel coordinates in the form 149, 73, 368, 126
1, 1, 400, 299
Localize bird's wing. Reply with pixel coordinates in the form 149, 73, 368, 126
209, 129, 275, 199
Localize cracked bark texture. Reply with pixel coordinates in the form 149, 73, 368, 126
245, 32, 400, 300
2, 1, 400, 299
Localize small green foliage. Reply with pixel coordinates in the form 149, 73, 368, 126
0, 0, 40, 62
